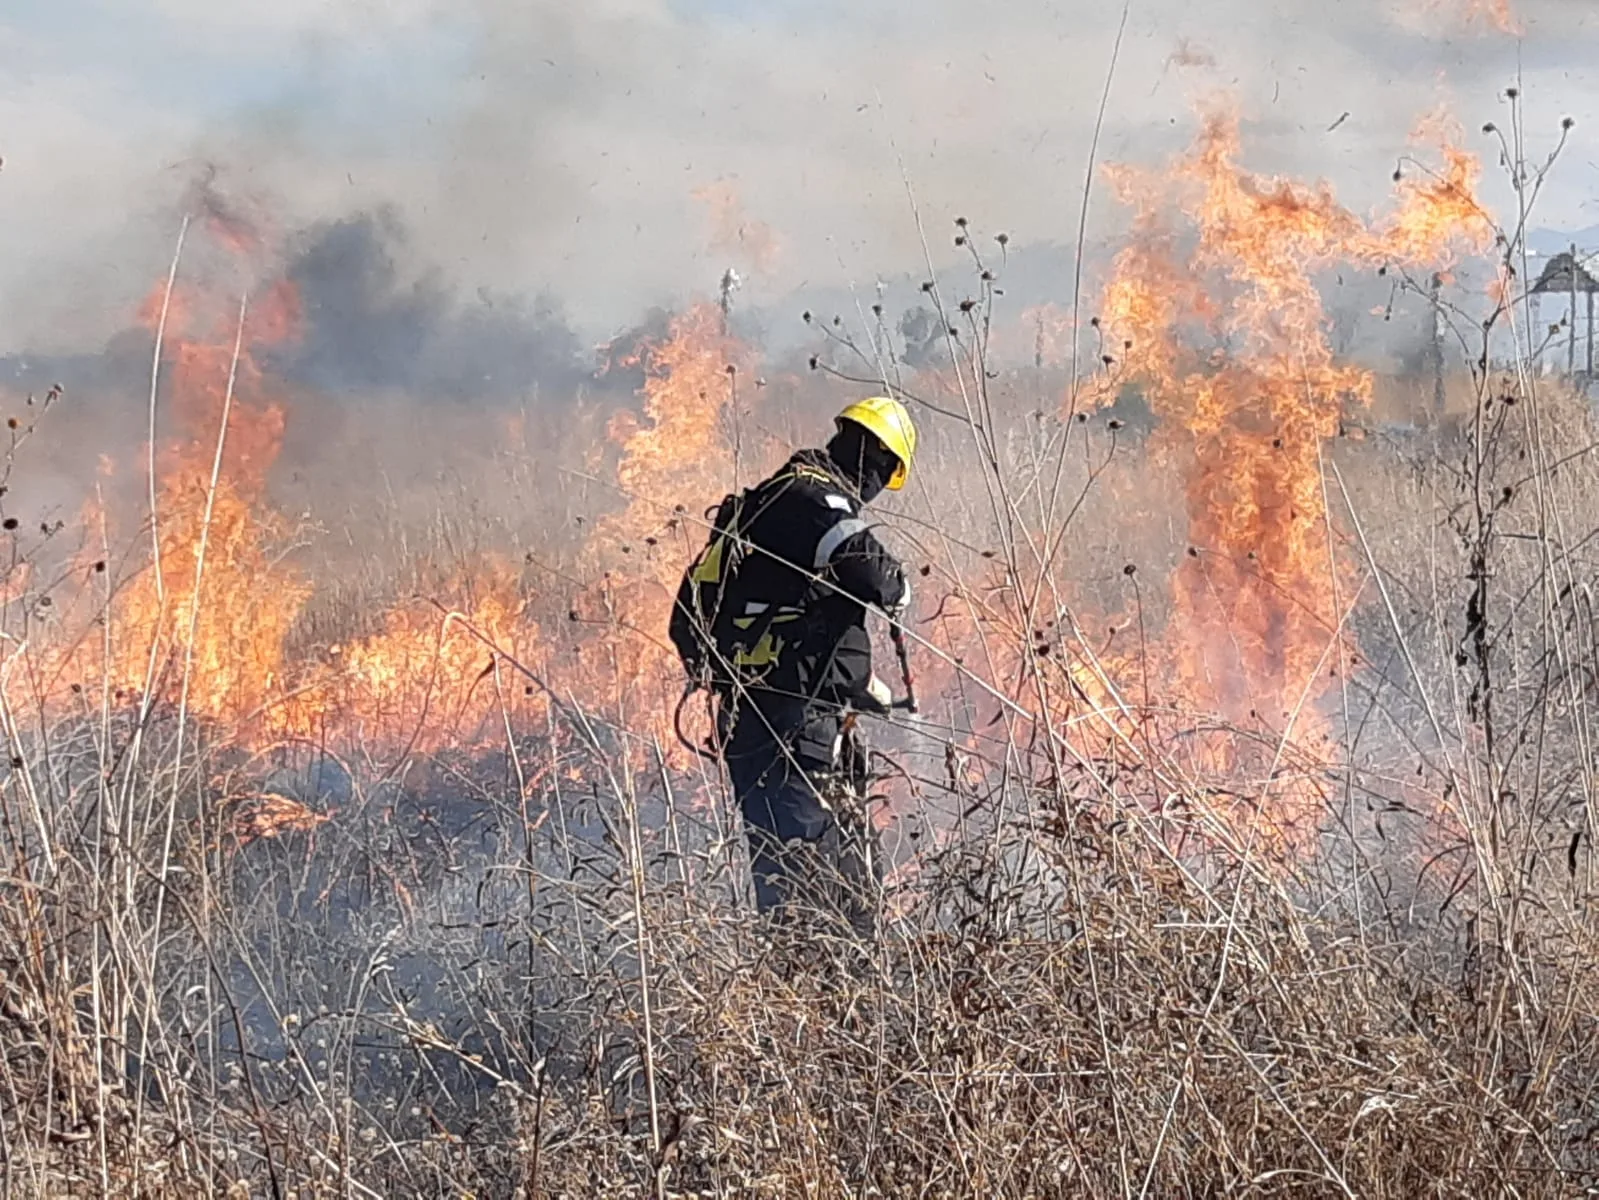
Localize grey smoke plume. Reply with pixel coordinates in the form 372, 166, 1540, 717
3, 0, 1597, 361
277, 209, 587, 402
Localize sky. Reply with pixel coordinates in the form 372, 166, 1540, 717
2, 0, 1598, 354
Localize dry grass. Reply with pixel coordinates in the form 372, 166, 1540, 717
5, 269, 1599, 1198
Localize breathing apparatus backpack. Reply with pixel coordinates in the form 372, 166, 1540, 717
670, 489, 769, 697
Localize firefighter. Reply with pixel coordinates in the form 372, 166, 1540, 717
670, 396, 915, 939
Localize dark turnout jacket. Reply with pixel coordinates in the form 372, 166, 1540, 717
690, 448, 907, 770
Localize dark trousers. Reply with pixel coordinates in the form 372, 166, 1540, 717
726, 741, 883, 940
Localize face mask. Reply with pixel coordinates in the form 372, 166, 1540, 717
828, 428, 895, 503
856, 461, 889, 504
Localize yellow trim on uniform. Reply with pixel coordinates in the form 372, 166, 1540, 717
689, 535, 726, 585
733, 633, 783, 668
731, 612, 801, 667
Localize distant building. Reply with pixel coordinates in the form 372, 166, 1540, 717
1529, 247, 1599, 381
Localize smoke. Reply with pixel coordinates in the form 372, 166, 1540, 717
5, 0, 1599, 360
276, 209, 587, 402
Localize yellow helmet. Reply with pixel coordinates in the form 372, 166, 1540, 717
835, 395, 917, 491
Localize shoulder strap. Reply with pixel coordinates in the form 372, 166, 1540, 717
711, 467, 818, 682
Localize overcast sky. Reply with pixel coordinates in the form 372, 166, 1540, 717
1, 0, 1596, 353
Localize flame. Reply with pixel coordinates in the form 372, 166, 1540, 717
273, 565, 544, 754
597, 300, 754, 634
30, 217, 553, 758
23, 267, 763, 770
581, 303, 767, 750
1092, 101, 1491, 837
607, 303, 750, 548
77, 272, 310, 728
1381, 111, 1496, 268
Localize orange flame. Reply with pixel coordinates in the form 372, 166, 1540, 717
273, 566, 544, 754
39, 293, 756, 764
581, 303, 767, 751
1093, 101, 1491, 836
76, 273, 310, 728
4, 104, 1497, 863
1381, 111, 1496, 268
35, 220, 554, 759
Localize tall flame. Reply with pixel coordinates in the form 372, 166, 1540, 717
91, 275, 309, 727
1093, 102, 1490, 828
579, 303, 764, 749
